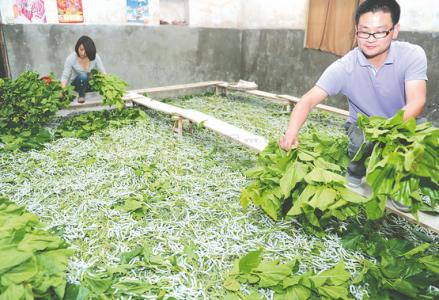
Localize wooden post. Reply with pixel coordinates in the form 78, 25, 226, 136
172, 115, 193, 135
188, 120, 193, 134
172, 115, 183, 135
215, 86, 227, 96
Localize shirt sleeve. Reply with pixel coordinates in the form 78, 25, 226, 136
94, 54, 106, 73
405, 45, 428, 81
315, 60, 346, 97
61, 53, 73, 83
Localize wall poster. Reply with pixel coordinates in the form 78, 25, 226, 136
127, 0, 149, 23
57, 0, 83, 23
12, 0, 47, 23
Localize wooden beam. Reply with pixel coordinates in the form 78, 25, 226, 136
245, 90, 290, 105
130, 81, 226, 95
131, 94, 268, 152
218, 85, 350, 117
57, 101, 133, 117
131, 95, 187, 115
278, 94, 349, 117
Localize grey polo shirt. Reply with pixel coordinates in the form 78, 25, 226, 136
316, 41, 428, 123
61, 52, 106, 84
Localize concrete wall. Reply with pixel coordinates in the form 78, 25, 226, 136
241, 29, 439, 124
3, 24, 438, 124
3, 25, 242, 89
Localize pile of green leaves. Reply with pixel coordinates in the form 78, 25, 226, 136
0, 197, 74, 299
55, 108, 148, 139
355, 111, 439, 218
0, 71, 75, 151
65, 244, 180, 299
89, 70, 128, 109
224, 248, 352, 300
342, 222, 439, 299
240, 133, 368, 229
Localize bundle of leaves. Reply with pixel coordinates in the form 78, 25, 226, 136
224, 248, 352, 300
355, 111, 439, 218
342, 222, 439, 299
0, 197, 74, 299
240, 133, 368, 229
89, 70, 128, 109
0, 71, 75, 151
55, 108, 148, 139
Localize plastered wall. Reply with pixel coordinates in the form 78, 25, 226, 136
187, 0, 439, 32
1, 0, 439, 32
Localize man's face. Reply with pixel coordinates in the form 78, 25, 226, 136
356, 11, 399, 60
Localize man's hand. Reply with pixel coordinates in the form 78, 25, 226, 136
278, 86, 328, 151
279, 131, 299, 150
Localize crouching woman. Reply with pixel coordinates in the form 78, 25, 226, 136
61, 35, 105, 103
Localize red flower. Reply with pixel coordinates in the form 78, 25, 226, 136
40, 76, 52, 85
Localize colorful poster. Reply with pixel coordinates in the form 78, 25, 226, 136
127, 0, 149, 23
57, 0, 83, 23
12, 0, 47, 23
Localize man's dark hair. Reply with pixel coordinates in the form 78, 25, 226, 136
355, 0, 401, 25
75, 35, 97, 61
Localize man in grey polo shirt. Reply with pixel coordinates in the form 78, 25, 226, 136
279, 0, 427, 211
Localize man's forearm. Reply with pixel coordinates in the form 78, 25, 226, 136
403, 80, 426, 121
402, 101, 425, 121
286, 100, 312, 136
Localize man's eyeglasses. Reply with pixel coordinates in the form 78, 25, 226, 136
356, 27, 394, 39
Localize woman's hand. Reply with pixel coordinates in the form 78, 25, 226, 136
279, 131, 299, 151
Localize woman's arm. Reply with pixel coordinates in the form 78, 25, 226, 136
61, 54, 73, 87
95, 54, 106, 73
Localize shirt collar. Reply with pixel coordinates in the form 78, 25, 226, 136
356, 42, 395, 67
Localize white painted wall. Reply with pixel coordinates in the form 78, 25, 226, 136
160, 0, 188, 24
1, 0, 438, 32
0, 0, 159, 25
398, 0, 439, 32
240, 0, 307, 29
189, 0, 240, 28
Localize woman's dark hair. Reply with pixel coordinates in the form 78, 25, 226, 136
75, 35, 97, 61
355, 0, 400, 25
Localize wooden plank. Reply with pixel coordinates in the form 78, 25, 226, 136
132, 95, 268, 152
278, 94, 350, 117
216, 81, 258, 91
222, 87, 349, 117
57, 101, 133, 117
130, 81, 226, 95
348, 182, 439, 234
245, 90, 289, 105
132, 96, 186, 116
184, 109, 268, 152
